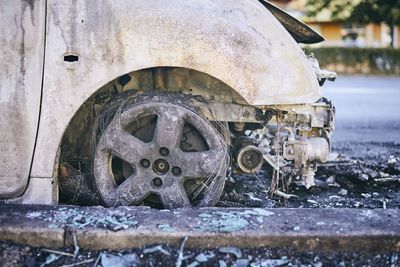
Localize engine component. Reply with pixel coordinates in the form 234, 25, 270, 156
284, 137, 330, 166
236, 145, 264, 173
283, 136, 330, 188
242, 102, 334, 190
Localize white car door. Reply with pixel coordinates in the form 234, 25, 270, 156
0, 0, 45, 198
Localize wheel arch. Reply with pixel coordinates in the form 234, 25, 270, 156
53, 67, 237, 205
31, 67, 244, 185
59, 66, 243, 168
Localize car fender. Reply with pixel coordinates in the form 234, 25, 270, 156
31, 0, 320, 181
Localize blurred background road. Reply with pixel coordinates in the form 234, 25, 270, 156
324, 76, 400, 144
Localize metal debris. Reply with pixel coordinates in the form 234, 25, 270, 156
187, 262, 200, 267
41, 249, 74, 257
388, 156, 397, 165
273, 190, 297, 199
219, 247, 243, 258
374, 177, 400, 183
26, 211, 42, 219
391, 252, 398, 267
307, 199, 319, 205
72, 230, 79, 259
40, 254, 60, 267
245, 193, 262, 202
251, 258, 289, 267
100, 253, 139, 267
143, 245, 171, 256
380, 172, 390, 178
195, 252, 215, 263
233, 258, 250, 267
59, 259, 94, 267
176, 237, 188, 267
381, 199, 388, 209
93, 253, 102, 267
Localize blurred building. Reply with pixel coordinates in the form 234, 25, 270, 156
270, 0, 400, 48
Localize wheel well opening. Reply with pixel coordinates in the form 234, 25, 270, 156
58, 67, 242, 205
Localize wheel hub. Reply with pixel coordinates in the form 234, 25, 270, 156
153, 158, 170, 174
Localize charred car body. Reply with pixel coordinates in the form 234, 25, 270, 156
0, 0, 335, 208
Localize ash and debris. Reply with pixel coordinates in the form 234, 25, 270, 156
1, 241, 398, 267
57, 139, 400, 210
218, 142, 400, 209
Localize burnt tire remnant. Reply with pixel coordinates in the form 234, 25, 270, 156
92, 93, 228, 208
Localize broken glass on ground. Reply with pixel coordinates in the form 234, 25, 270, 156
26, 207, 138, 232
193, 209, 274, 233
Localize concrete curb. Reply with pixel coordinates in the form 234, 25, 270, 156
1, 205, 399, 252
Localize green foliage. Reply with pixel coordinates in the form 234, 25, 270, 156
306, 0, 355, 21
305, 47, 400, 75
306, 0, 400, 25
306, 0, 400, 46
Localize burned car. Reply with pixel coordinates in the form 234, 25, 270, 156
0, 0, 335, 208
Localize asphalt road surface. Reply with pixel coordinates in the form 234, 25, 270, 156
324, 75, 400, 143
